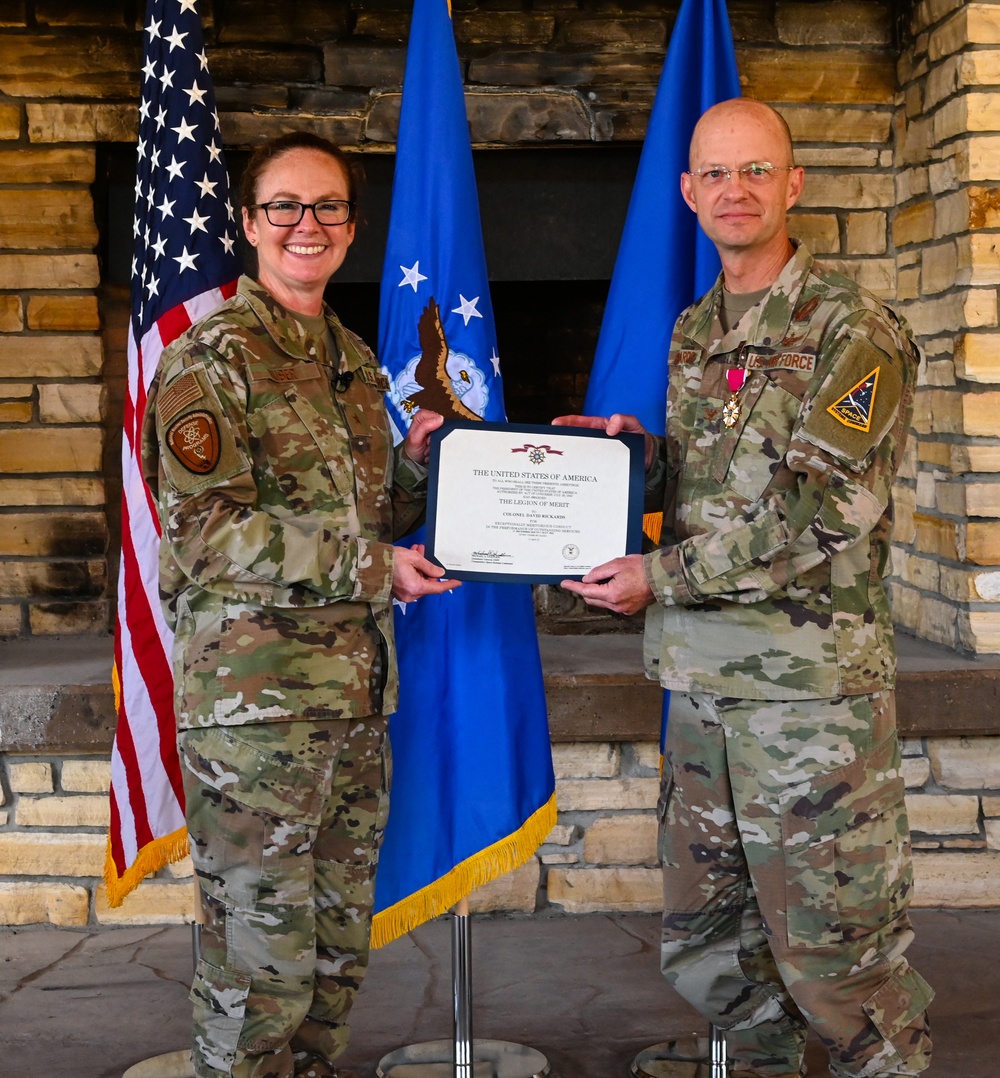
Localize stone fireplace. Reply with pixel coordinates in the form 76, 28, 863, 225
2, 0, 1000, 925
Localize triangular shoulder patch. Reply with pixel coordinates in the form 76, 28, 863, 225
826, 366, 880, 432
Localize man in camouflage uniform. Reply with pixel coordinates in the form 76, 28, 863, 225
560, 99, 933, 1077
142, 271, 454, 1078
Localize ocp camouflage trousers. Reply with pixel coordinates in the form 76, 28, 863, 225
179, 716, 391, 1078
657, 691, 933, 1078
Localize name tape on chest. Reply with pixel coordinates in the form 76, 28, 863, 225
826, 366, 880, 432
357, 366, 391, 392
745, 351, 817, 373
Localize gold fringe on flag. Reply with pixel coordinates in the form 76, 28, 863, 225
103, 827, 190, 909
643, 511, 663, 546
104, 661, 192, 907
370, 793, 558, 949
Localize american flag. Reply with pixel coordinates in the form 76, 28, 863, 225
106, 0, 239, 906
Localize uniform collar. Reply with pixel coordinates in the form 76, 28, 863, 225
237, 275, 365, 370
685, 241, 815, 360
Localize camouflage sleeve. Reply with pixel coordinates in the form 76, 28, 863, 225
153, 348, 395, 607
643, 435, 668, 510
644, 320, 915, 607
390, 444, 429, 540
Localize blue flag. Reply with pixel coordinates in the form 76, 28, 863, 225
583, 0, 741, 435
372, 0, 555, 948
583, 0, 739, 757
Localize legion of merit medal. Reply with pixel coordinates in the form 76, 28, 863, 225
723, 367, 747, 428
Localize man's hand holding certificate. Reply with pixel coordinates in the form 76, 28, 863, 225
551, 411, 657, 615
425, 419, 646, 584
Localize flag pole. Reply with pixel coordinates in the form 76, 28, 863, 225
375, 899, 550, 1078
629, 1027, 729, 1077
452, 896, 474, 1078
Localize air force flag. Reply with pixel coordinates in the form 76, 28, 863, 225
371, 0, 556, 948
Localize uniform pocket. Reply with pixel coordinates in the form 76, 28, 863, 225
710, 376, 799, 502
248, 388, 354, 501
781, 735, 908, 951
862, 962, 934, 1044
181, 726, 327, 825
189, 958, 252, 1076
180, 726, 327, 910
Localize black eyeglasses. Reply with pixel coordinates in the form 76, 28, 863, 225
251, 200, 355, 226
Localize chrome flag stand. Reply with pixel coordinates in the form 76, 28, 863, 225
631, 1026, 729, 1078
376, 899, 549, 1078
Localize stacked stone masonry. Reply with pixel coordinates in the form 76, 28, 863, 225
2, 738, 1000, 926
0, 0, 992, 651
1, 0, 1000, 920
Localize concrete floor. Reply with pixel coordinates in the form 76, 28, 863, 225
0, 909, 995, 1078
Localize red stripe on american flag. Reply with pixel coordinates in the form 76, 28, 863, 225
112, 609, 155, 858
109, 783, 125, 875
120, 491, 186, 810
156, 298, 194, 347
123, 392, 137, 456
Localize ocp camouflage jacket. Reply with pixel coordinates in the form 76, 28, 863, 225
643, 243, 919, 700
141, 276, 428, 728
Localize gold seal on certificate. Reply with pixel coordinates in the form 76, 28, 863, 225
425, 421, 645, 583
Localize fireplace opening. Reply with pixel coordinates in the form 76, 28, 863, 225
97, 143, 646, 631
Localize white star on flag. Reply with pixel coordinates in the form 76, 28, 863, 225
184, 207, 210, 234
451, 294, 483, 325
399, 261, 428, 292
184, 81, 208, 107
165, 26, 188, 50
173, 246, 199, 272
489, 348, 501, 376
172, 116, 197, 143
194, 173, 218, 199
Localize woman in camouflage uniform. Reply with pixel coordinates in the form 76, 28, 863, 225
141, 132, 458, 1078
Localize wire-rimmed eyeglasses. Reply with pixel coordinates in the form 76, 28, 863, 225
687, 162, 797, 187
251, 200, 355, 226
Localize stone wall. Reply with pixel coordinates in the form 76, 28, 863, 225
887, 0, 1000, 653
3, 734, 999, 926
2, 0, 1000, 925
0, 0, 938, 642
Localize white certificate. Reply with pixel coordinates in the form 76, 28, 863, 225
425, 421, 645, 583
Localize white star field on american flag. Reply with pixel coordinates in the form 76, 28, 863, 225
131, 0, 238, 339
